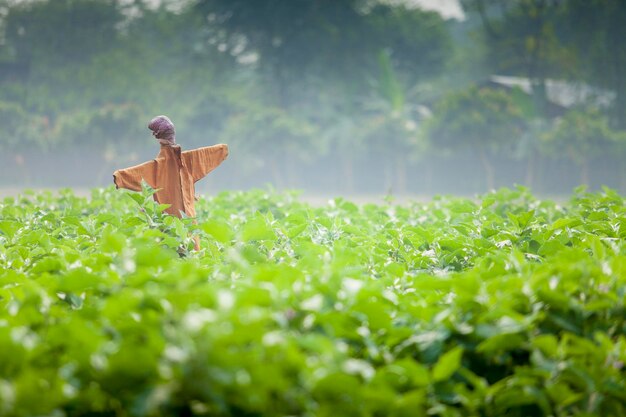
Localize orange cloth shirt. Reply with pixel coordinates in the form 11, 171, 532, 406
113, 144, 229, 218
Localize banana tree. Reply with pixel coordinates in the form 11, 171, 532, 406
358, 50, 424, 194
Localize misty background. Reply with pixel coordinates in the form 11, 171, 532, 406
0, 0, 625, 198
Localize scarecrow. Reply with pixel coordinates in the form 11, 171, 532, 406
113, 115, 229, 250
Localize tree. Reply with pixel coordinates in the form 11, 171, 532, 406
461, 0, 626, 129
560, 0, 626, 128
459, 0, 573, 116
220, 101, 319, 188
0, 0, 234, 149
0, 0, 124, 144
193, 0, 453, 190
0, 0, 240, 185
1, 0, 123, 94
358, 50, 424, 194
541, 107, 622, 186
424, 86, 526, 190
0, 0, 464, 191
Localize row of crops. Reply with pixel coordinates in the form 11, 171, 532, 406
0, 186, 625, 416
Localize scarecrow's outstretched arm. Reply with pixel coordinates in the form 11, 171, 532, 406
113, 160, 157, 191
182, 144, 229, 183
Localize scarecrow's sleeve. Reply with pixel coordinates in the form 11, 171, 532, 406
183, 144, 229, 183
113, 160, 157, 191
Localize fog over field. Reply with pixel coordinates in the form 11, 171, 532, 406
1, 0, 624, 197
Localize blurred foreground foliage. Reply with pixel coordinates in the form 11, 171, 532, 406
1, 186, 626, 416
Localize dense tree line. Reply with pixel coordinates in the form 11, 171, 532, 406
0, 0, 624, 193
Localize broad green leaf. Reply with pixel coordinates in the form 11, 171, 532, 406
201, 219, 233, 243
550, 217, 582, 231
241, 215, 275, 241
29, 256, 65, 274
432, 346, 464, 382
0, 220, 21, 238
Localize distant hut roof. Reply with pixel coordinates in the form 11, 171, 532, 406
488, 75, 615, 110
420, 75, 615, 121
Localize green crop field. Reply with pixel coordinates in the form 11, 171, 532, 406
1, 186, 625, 417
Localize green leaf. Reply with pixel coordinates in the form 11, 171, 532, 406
432, 346, 464, 382
287, 223, 307, 239
58, 269, 101, 292
394, 390, 426, 417
241, 215, 275, 242
477, 333, 525, 354
201, 219, 233, 244
531, 334, 558, 357
100, 229, 126, 253
0, 220, 21, 238
550, 217, 582, 231
126, 191, 145, 205
29, 256, 65, 274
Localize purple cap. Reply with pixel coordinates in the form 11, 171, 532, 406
148, 115, 176, 143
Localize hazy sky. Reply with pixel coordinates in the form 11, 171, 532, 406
132, 0, 467, 20
398, 0, 465, 20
